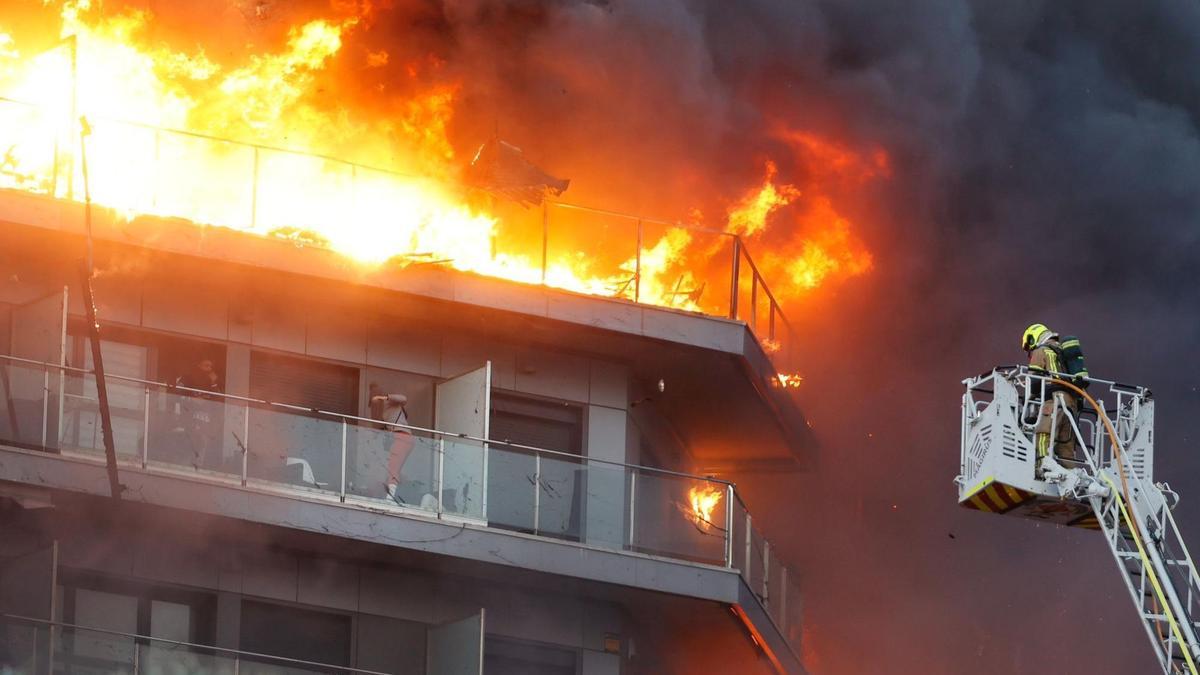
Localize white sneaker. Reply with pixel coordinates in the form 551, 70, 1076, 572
419, 493, 438, 510
385, 483, 400, 503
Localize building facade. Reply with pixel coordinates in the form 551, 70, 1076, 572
0, 189, 811, 674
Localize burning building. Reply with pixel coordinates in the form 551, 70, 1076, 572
0, 1, 877, 673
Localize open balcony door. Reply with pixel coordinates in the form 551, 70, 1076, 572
434, 362, 491, 522
426, 609, 485, 675
0, 541, 59, 674
5, 287, 68, 449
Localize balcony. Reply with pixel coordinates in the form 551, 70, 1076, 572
0, 96, 800, 379
0, 354, 802, 661
1, 613, 386, 674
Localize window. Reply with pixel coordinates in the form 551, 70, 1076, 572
488, 394, 584, 540
54, 572, 215, 672
484, 637, 578, 675
240, 600, 352, 668
245, 352, 360, 489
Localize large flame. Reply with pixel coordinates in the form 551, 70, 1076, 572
0, 1, 879, 319
688, 484, 724, 531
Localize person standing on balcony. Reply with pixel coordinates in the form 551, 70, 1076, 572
368, 384, 415, 504
1021, 323, 1078, 478
176, 358, 222, 471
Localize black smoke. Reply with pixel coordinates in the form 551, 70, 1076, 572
407, 1, 1200, 672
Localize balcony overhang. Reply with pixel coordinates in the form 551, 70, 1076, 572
0, 444, 805, 674
0, 188, 814, 471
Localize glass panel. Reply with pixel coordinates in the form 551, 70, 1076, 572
785, 568, 803, 656
768, 554, 785, 628
537, 452, 586, 541
59, 371, 145, 459
632, 472, 728, 565
345, 422, 440, 513
634, 221, 734, 316
749, 525, 766, 601
544, 204, 640, 300
255, 150, 353, 239
579, 458, 626, 548
486, 444, 537, 533
150, 600, 191, 642
444, 436, 485, 520
146, 387, 243, 479
246, 406, 341, 494
141, 641, 237, 675
730, 497, 749, 577
0, 360, 49, 449
0, 99, 57, 194
488, 199, 548, 286
154, 132, 256, 229
0, 619, 44, 672
86, 119, 157, 216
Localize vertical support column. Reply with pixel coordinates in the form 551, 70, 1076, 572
627, 470, 637, 550
750, 275, 758, 331
744, 512, 752, 582
436, 437, 446, 515
762, 541, 771, 603
532, 452, 541, 534
40, 368, 49, 449
729, 236, 741, 320
240, 407, 249, 487
724, 484, 734, 568
634, 219, 643, 303
141, 387, 150, 469
339, 419, 347, 503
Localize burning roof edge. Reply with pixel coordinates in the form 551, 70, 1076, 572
0, 188, 815, 464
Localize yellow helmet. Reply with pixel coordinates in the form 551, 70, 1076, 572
1021, 323, 1051, 352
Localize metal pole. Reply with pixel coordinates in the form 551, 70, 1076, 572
533, 452, 541, 535
763, 541, 771, 602
540, 202, 549, 286
750, 274, 758, 331
724, 484, 734, 568
729, 236, 741, 320
339, 420, 347, 502
79, 261, 122, 499
240, 405, 249, 486
780, 571, 788, 626
769, 302, 777, 341
40, 368, 49, 449
436, 437, 445, 515
141, 387, 149, 469
634, 219, 643, 303
744, 512, 752, 582
627, 470, 637, 550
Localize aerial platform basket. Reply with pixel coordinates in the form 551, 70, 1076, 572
958, 366, 1154, 530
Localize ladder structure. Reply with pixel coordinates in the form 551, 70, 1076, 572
958, 366, 1200, 674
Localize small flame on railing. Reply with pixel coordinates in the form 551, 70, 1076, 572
688, 485, 724, 531
774, 373, 803, 388
761, 338, 781, 353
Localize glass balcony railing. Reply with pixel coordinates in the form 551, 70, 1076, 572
0, 354, 802, 658
0, 96, 800, 377
0, 613, 386, 674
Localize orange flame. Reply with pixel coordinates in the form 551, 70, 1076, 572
774, 373, 804, 388
688, 484, 724, 530
0, 2, 880, 318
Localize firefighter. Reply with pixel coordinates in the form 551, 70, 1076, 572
1021, 323, 1079, 475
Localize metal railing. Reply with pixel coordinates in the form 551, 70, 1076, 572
0, 613, 387, 674
0, 353, 802, 656
0, 95, 800, 376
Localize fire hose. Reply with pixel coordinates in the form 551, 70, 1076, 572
1053, 378, 1197, 675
